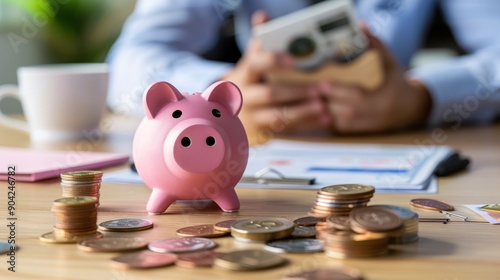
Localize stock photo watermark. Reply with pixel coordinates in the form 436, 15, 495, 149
5, 165, 17, 272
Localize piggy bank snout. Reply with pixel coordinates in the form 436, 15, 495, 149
167, 120, 226, 174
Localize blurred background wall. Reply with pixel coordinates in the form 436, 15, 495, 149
0, 0, 136, 114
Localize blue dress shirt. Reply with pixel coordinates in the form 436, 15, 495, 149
107, 0, 500, 127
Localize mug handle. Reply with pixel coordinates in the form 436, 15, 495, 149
0, 84, 30, 133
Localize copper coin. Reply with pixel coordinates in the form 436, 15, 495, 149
176, 250, 220, 268
176, 224, 228, 238
410, 198, 454, 211
39, 231, 103, 244
214, 220, 238, 233
293, 216, 323, 227
98, 218, 154, 232
52, 196, 97, 207
110, 250, 177, 269
282, 267, 365, 280
148, 237, 216, 253
77, 237, 148, 252
349, 207, 403, 232
60, 170, 103, 181
327, 215, 351, 231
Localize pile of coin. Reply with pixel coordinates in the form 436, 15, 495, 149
317, 206, 404, 258
60, 171, 103, 205
39, 196, 102, 243
308, 184, 375, 218
372, 205, 419, 244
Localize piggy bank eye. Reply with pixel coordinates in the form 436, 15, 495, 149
212, 109, 221, 118
172, 110, 182, 118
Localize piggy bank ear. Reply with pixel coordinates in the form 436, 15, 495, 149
202, 81, 243, 116
144, 81, 184, 119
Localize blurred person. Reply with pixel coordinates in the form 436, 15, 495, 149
107, 0, 500, 141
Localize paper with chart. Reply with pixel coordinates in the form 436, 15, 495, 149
240, 140, 452, 192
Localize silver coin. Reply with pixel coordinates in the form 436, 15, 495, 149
98, 218, 154, 232
371, 205, 419, 220
264, 239, 323, 253
148, 237, 216, 253
0, 241, 15, 254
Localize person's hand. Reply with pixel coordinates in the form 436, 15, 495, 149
221, 11, 330, 143
319, 27, 432, 134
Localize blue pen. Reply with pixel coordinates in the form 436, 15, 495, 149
308, 167, 408, 173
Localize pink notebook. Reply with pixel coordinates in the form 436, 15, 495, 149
0, 146, 129, 182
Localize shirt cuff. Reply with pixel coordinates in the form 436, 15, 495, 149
409, 60, 484, 127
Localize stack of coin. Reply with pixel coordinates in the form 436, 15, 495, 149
308, 184, 375, 218
372, 205, 419, 244
322, 231, 389, 259
348, 206, 404, 235
230, 217, 295, 242
60, 171, 103, 205
40, 196, 102, 243
318, 206, 403, 258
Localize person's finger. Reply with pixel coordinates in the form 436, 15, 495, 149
251, 10, 269, 27
359, 23, 399, 70
318, 82, 365, 104
242, 84, 316, 108
251, 99, 330, 132
328, 102, 387, 134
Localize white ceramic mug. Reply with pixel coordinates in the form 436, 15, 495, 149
0, 63, 108, 143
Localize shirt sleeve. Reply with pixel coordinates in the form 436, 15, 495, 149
106, 0, 234, 116
409, 0, 500, 127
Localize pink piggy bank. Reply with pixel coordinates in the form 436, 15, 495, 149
133, 81, 249, 214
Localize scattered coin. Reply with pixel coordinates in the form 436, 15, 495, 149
0, 241, 14, 254
148, 237, 216, 253
77, 237, 148, 252
214, 249, 286, 271
110, 250, 177, 269
293, 216, 323, 227
290, 226, 317, 238
176, 224, 228, 238
349, 206, 403, 233
176, 250, 220, 268
282, 267, 365, 280
214, 219, 238, 233
264, 239, 323, 253
231, 217, 295, 242
98, 218, 154, 232
410, 198, 455, 211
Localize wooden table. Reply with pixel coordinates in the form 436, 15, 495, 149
1, 115, 499, 280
